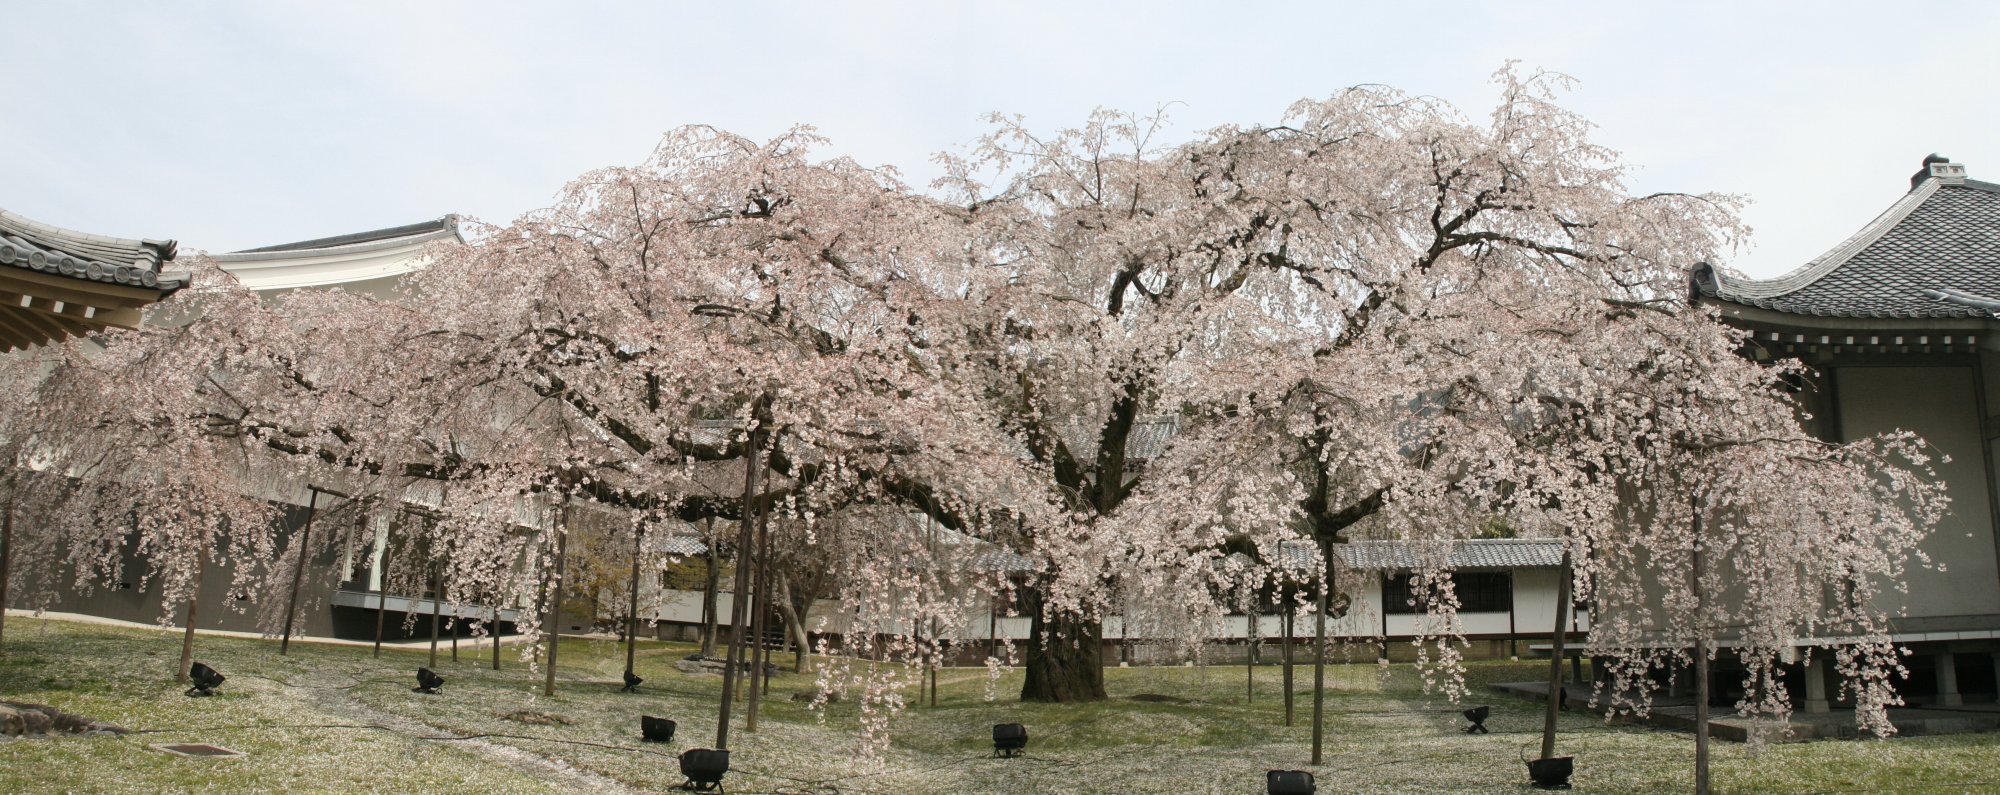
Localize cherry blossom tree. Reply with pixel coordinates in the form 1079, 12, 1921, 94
0, 67, 1945, 788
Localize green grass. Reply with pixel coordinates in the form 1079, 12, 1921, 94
2, 618, 1997, 793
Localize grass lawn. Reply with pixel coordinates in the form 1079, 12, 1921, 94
2, 616, 1997, 793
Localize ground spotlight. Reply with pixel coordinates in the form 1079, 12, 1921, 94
1527, 755, 1574, 789
622, 670, 644, 693
1267, 769, 1315, 794
641, 715, 676, 743
414, 667, 444, 694
678, 747, 728, 792
1462, 705, 1490, 734
992, 722, 1027, 758
184, 662, 225, 697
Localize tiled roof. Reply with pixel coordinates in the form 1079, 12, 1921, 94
0, 208, 183, 291
971, 548, 1035, 573
1693, 161, 2000, 320
1332, 539, 1564, 570
1053, 415, 1179, 461
660, 535, 709, 557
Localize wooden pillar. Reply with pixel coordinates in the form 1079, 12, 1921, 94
1507, 569, 1519, 659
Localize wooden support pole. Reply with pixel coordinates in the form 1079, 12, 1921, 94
428, 568, 441, 669
543, 502, 570, 698
625, 520, 644, 681
1310, 543, 1330, 765
1692, 510, 1711, 795
178, 544, 209, 683
700, 516, 719, 658
1540, 549, 1574, 762
1282, 584, 1295, 727
373, 514, 392, 658
0, 499, 12, 648
747, 503, 773, 729
1245, 589, 1257, 704
716, 426, 765, 751
279, 488, 322, 656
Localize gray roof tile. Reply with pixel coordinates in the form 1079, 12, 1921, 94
1694, 173, 2000, 319
0, 208, 183, 292
1332, 539, 1564, 570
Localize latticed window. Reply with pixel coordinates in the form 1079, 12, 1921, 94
1382, 571, 1512, 614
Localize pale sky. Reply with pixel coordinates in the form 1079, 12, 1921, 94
5, 1, 1996, 278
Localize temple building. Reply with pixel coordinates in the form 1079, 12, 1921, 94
1693, 154, 2000, 712
0, 209, 186, 349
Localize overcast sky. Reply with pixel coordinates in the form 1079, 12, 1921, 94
6, 2, 1996, 278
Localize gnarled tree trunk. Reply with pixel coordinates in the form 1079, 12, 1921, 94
1019, 582, 1106, 702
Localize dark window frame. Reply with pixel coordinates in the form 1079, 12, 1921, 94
1382, 570, 1513, 614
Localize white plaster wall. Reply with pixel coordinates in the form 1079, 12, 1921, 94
1837, 365, 2000, 618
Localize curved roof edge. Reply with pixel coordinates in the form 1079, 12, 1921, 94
1692, 157, 2000, 321
213, 215, 461, 263
1704, 179, 1941, 302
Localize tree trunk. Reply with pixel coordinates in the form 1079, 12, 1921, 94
491, 601, 502, 671
1540, 549, 1574, 761
775, 578, 812, 673
177, 545, 208, 684
1310, 547, 1330, 765
542, 504, 570, 698
700, 516, 719, 658
1018, 582, 1107, 702
280, 489, 321, 655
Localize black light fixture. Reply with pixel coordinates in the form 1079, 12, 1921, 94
414, 667, 445, 694
185, 662, 225, 697
641, 715, 676, 743
992, 723, 1028, 758
1267, 769, 1316, 795
621, 670, 644, 693
1462, 705, 1491, 734
678, 747, 729, 792
1527, 755, 1574, 789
